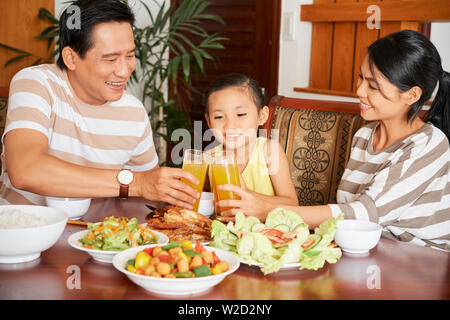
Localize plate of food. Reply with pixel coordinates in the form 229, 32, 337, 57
112, 241, 240, 296
146, 205, 212, 244
209, 208, 343, 275
239, 260, 301, 270
68, 216, 169, 263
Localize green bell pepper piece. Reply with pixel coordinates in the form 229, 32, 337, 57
193, 265, 212, 277
172, 271, 193, 278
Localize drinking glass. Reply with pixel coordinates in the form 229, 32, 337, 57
182, 149, 208, 212
210, 153, 241, 214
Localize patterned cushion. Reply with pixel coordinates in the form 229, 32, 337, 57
270, 106, 364, 205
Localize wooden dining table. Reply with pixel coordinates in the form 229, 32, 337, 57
0, 197, 449, 301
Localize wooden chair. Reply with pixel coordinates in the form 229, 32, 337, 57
262, 95, 364, 205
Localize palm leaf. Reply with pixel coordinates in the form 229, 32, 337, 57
5, 54, 30, 67
38, 8, 59, 24
0, 43, 33, 56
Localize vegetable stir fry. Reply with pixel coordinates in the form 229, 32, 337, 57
125, 241, 229, 278
79, 216, 159, 250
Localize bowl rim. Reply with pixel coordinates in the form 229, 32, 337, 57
112, 244, 240, 283
337, 219, 382, 232
45, 197, 91, 202
67, 225, 169, 255
0, 205, 68, 231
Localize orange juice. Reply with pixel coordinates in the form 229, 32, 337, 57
182, 161, 208, 212
211, 162, 241, 214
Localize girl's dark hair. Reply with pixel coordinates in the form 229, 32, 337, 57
368, 29, 450, 141
56, 0, 135, 70
204, 73, 265, 114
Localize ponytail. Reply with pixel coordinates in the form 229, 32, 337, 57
427, 71, 450, 142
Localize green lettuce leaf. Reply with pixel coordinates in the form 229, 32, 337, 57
264, 207, 305, 231
210, 220, 238, 253
299, 214, 343, 270
234, 211, 261, 232
237, 232, 279, 267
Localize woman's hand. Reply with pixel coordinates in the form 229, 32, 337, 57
216, 184, 275, 222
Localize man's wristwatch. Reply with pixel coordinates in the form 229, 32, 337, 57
117, 169, 134, 200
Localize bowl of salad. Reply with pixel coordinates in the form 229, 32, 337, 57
210, 209, 343, 275
68, 216, 169, 263
112, 240, 240, 296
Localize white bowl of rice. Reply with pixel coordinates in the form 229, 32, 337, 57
0, 205, 68, 263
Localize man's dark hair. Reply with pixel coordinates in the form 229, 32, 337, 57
56, 0, 135, 70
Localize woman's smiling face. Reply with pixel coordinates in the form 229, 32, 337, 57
356, 55, 412, 123
205, 86, 268, 150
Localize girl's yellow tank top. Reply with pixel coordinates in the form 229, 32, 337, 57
207, 137, 275, 196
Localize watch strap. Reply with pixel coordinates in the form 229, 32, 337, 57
119, 183, 129, 200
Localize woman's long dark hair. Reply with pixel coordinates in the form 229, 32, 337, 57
368, 29, 450, 141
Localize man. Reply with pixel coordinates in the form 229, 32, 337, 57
0, 0, 199, 209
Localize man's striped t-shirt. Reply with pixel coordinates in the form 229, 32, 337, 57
329, 121, 450, 251
0, 64, 158, 205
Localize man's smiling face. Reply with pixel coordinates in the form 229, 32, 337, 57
67, 21, 136, 105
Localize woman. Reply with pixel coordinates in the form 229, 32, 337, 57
217, 30, 450, 251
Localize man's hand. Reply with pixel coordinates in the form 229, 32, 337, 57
134, 166, 200, 210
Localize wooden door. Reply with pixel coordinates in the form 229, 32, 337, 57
171, 0, 281, 147
0, 0, 55, 87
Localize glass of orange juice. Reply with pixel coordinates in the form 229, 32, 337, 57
182, 149, 208, 212
210, 153, 241, 214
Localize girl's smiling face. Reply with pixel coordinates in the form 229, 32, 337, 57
205, 86, 268, 150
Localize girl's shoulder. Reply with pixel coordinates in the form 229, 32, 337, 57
260, 137, 286, 161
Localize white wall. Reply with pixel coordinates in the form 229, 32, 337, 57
278, 0, 450, 102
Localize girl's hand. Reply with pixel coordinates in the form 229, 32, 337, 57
216, 184, 274, 222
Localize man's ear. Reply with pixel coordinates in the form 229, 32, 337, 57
405, 86, 423, 106
61, 46, 77, 71
258, 106, 269, 126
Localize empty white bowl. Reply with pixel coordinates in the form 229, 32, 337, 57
112, 244, 240, 296
197, 192, 214, 217
45, 197, 91, 220
334, 220, 382, 254
0, 205, 68, 263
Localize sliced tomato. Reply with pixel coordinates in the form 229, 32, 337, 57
158, 254, 174, 263
212, 252, 220, 265
143, 247, 154, 255
195, 240, 206, 253
259, 228, 284, 238
136, 268, 145, 275
301, 239, 315, 250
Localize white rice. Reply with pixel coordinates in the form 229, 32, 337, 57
0, 210, 47, 229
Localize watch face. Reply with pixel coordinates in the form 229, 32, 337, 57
118, 170, 133, 184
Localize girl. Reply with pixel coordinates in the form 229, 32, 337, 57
219, 30, 450, 250
204, 74, 299, 220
